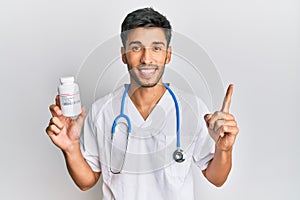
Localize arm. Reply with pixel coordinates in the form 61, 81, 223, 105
202, 147, 232, 187
202, 84, 239, 187
63, 142, 101, 191
46, 96, 100, 191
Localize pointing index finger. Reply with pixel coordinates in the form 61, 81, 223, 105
221, 84, 234, 113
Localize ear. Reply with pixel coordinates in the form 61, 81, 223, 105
121, 47, 127, 64
165, 46, 172, 64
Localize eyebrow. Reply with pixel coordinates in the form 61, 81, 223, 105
152, 41, 166, 46
128, 41, 142, 46
128, 41, 166, 46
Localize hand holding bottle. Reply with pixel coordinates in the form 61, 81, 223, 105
46, 76, 86, 153
46, 95, 86, 153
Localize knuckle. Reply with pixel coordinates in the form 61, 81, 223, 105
50, 124, 57, 131
50, 117, 55, 124
232, 120, 237, 126
215, 111, 221, 116
224, 112, 229, 119
49, 124, 54, 130
52, 116, 58, 123
50, 105, 59, 114
218, 111, 226, 119
229, 113, 235, 120
228, 120, 236, 126
49, 104, 54, 111
215, 120, 222, 129
53, 106, 59, 112
211, 111, 218, 119
50, 117, 58, 126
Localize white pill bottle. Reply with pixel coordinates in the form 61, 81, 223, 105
58, 76, 82, 119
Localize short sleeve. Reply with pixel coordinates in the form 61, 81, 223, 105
192, 105, 215, 171
80, 106, 101, 172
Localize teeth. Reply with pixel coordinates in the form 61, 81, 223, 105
140, 69, 155, 74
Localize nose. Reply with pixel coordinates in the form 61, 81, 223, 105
140, 47, 153, 64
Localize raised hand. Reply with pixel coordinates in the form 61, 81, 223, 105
46, 95, 87, 153
204, 84, 239, 151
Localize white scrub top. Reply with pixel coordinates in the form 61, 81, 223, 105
80, 85, 215, 200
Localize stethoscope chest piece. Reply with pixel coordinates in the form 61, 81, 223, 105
173, 149, 186, 163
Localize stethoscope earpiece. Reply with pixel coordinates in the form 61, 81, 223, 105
173, 149, 186, 163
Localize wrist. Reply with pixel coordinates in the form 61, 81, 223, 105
213, 147, 232, 167
62, 140, 81, 157
216, 145, 233, 155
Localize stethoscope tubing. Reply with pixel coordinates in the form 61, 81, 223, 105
110, 83, 184, 173
111, 84, 132, 136
162, 83, 181, 148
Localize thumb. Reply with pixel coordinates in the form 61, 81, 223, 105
204, 114, 212, 127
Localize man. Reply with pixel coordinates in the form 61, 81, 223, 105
46, 7, 239, 199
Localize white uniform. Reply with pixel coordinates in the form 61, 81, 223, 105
80, 85, 215, 200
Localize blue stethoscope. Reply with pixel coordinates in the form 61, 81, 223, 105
110, 83, 185, 174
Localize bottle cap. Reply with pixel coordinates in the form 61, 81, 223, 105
60, 76, 74, 84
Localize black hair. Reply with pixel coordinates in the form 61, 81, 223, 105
121, 7, 172, 47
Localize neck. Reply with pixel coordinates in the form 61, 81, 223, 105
128, 81, 166, 120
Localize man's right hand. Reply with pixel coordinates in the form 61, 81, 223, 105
45, 96, 100, 191
46, 95, 87, 153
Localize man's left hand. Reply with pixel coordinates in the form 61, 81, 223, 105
204, 84, 239, 151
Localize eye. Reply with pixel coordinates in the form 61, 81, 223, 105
152, 46, 163, 52
131, 46, 142, 52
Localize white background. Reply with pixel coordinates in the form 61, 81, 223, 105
1, 0, 299, 199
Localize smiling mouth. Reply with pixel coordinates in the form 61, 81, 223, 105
138, 68, 157, 77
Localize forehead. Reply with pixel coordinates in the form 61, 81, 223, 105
126, 27, 167, 46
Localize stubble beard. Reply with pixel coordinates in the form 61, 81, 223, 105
128, 63, 165, 88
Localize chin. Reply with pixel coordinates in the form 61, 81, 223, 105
140, 83, 158, 88
134, 79, 159, 88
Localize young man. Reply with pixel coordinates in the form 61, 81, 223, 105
46, 7, 239, 199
